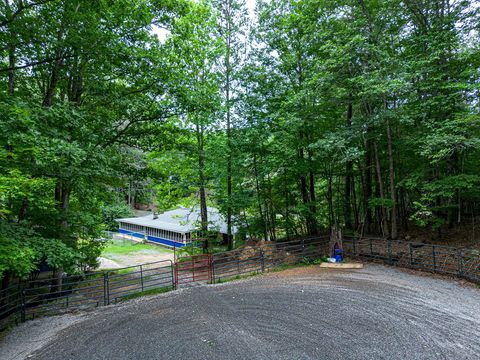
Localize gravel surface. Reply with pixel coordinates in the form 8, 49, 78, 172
1, 265, 479, 360
0, 314, 85, 360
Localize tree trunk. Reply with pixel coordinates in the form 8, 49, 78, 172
386, 116, 397, 239
308, 170, 317, 235
327, 174, 334, 229
344, 101, 353, 229
373, 141, 389, 237
225, 45, 233, 251
300, 171, 310, 233
1, 272, 11, 293
267, 174, 276, 241
284, 175, 291, 240
42, 18, 66, 107
352, 172, 360, 230
253, 155, 268, 241
50, 268, 63, 295
299, 147, 315, 235
8, 44, 15, 95
18, 197, 28, 221
196, 123, 209, 252
363, 135, 373, 233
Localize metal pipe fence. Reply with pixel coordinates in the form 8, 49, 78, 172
1, 235, 478, 331
212, 237, 331, 283
342, 236, 480, 284
0, 260, 173, 330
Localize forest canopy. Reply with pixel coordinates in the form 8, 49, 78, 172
1, 0, 479, 283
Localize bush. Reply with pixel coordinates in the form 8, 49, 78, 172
102, 202, 134, 231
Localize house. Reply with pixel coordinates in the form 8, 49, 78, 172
116, 207, 234, 248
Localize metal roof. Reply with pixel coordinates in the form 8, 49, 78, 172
116, 207, 234, 234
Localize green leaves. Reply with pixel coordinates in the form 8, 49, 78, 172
0, 171, 55, 219
0, 0, 190, 279
0, 223, 75, 279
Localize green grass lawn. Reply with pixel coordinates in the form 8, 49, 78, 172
102, 241, 173, 256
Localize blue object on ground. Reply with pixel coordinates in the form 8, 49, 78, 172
334, 254, 343, 262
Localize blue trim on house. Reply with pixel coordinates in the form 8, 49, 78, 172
147, 235, 186, 248
118, 228, 186, 248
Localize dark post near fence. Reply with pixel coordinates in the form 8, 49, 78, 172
387, 240, 392, 265
369, 238, 373, 256
140, 265, 144, 292
170, 262, 175, 290
103, 272, 110, 306
192, 256, 195, 282
260, 249, 265, 272
409, 243, 413, 267
211, 260, 216, 284
432, 246, 437, 273
457, 250, 464, 277
352, 237, 357, 256
20, 289, 26, 322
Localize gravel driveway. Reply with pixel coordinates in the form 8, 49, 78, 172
2, 265, 479, 360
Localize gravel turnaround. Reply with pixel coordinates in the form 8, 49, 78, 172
2, 265, 479, 360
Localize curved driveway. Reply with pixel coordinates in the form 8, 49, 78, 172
6, 265, 480, 359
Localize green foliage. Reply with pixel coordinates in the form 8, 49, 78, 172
176, 244, 203, 258
31, 238, 78, 273
77, 238, 109, 271
0, 0, 187, 283
0, 223, 86, 279
102, 202, 134, 232
1, 0, 479, 287
0, 236, 36, 279
369, 198, 395, 209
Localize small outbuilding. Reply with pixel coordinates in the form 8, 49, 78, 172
116, 207, 233, 248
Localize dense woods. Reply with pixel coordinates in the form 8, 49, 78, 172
1, 0, 479, 284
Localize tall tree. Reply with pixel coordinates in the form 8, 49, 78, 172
166, 1, 222, 250
214, 0, 249, 249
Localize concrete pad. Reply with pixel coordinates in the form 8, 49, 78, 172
319, 262, 364, 269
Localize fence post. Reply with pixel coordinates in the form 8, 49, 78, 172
171, 262, 176, 290
457, 250, 464, 277
140, 265, 144, 291
192, 256, 195, 282
260, 249, 265, 272
208, 255, 213, 284
103, 272, 110, 306
212, 259, 216, 284
432, 246, 437, 273
301, 239, 305, 255
409, 243, 413, 267
387, 240, 392, 265
370, 238, 373, 256
353, 237, 357, 256
20, 289, 26, 322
